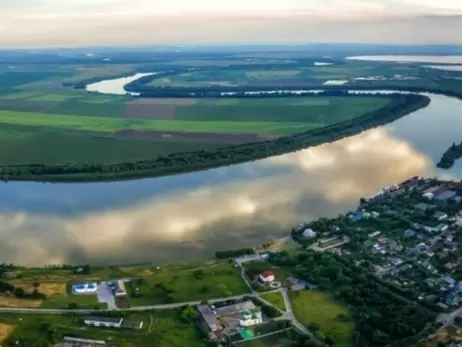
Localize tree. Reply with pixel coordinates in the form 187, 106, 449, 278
68, 303, 79, 309
14, 287, 25, 298
193, 270, 205, 280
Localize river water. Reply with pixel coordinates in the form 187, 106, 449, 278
2, 78, 462, 266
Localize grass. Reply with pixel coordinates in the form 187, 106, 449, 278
0, 309, 206, 347
27, 93, 82, 102
289, 291, 354, 347
237, 330, 294, 347
261, 292, 286, 311
126, 262, 249, 306
0, 131, 224, 165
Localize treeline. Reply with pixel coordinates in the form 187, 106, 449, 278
215, 248, 255, 259
269, 250, 437, 347
0, 93, 429, 182
437, 141, 462, 169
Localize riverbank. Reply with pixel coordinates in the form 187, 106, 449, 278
0, 92, 429, 182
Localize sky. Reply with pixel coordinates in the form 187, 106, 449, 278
1, 0, 462, 47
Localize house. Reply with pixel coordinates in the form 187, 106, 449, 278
239, 309, 263, 327
445, 276, 456, 287
62, 337, 106, 346
371, 211, 380, 218
404, 229, 416, 238
433, 211, 448, 221
111, 280, 127, 296
84, 316, 123, 328
197, 305, 222, 336
434, 190, 457, 202
259, 271, 275, 283
414, 202, 431, 211
83, 316, 143, 330
368, 231, 381, 239
302, 228, 316, 239
214, 301, 257, 317
437, 224, 449, 232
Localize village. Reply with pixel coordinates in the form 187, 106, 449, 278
294, 176, 462, 317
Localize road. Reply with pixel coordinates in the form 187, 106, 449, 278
0, 254, 316, 341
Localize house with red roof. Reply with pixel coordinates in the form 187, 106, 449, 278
258, 271, 275, 283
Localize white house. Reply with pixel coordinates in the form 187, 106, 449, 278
239, 309, 263, 327
259, 271, 275, 283
302, 228, 316, 239
84, 316, 123, 328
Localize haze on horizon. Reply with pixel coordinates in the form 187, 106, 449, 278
1, 0, 462, 48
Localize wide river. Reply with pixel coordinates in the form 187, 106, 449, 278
2, 81, 462, 266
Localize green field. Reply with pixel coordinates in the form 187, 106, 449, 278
261, 292, 286, 311
237, 330, 295, 347
289, 291, 355, 347
126, 262, 249, 306
0, 309, 206, 347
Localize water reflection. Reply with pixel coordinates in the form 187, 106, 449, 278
0, 128, 433, 266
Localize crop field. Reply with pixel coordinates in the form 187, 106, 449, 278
0, 93, 391, 166
0, 62, 405, 172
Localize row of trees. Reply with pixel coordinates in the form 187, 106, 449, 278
0, 93, 429, 182
269, 250, 438, 347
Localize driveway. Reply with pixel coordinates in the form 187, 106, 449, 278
97, 281, 117, 310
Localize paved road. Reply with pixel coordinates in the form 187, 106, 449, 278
0, 255, 316, 341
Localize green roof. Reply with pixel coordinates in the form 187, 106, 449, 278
239, 329, 255, 340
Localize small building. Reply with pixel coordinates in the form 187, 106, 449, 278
414, 202, 431, 211
83, 316, 143, 330
112, 280, 127, 297
84, 316, 123, 328
239, 309, 263, 327
214, 301, 256, 317
62, 337, 106, 345
302, 228, 316, 239
404, 229, 416, 238
368, 231, 381, 239
259, 271, 275, 283
433, 211, 448, 221
445, 276, 456, 287
434, 190, 457, 202
197, 305, 222, 333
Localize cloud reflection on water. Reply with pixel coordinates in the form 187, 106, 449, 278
0, 128, 431, 266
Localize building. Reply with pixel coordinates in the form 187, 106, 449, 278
214, 301, 257, 317
404, 229, 416, 238
302, 228, 316, 239
434, 190, 457, 202
84, 316, 123, 328
414, 202, 431, 211
60, 337, 106, 346
433, 211, 448, 221
83, 316, 143, 330
197, 304, 222, 335
259, 271, 275, 283
72, 282, 98, 295
239, 309, 263, 327
111, 280, 127, 296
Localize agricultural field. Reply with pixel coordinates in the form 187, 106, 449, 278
289, 291, 355, 347
0, 89, 393, 166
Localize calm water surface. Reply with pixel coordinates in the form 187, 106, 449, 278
347, 56, 462, 64
1, 94, 461, 266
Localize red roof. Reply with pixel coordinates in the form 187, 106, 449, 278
261, 271, 275, 278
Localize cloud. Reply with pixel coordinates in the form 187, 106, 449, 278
0, 128, 432, 266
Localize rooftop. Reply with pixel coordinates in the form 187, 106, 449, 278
84, 316, 123, 324
197, 305, 221, 332
214, 301, 256, 317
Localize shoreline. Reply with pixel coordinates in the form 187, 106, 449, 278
0, 91, 430, 183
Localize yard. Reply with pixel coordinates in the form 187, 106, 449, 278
260, 292, 286, 312
126, 262, 249, 306
237, 330, 296, 347
289, 291, 355, 347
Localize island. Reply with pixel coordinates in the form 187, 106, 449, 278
2, 176, 462, 346
437, 141, 462, 169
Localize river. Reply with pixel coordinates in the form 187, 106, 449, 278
2, 80, 462, 266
